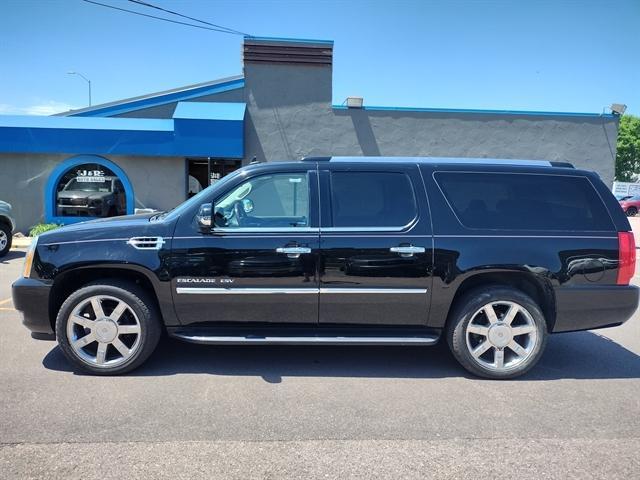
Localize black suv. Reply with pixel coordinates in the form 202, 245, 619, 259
12, 157, 638, 379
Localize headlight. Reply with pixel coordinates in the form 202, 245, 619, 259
23, 236, 38, 278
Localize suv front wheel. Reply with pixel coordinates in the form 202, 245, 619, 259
0, 223, 11, 257
447, 286, 548, 379
56, 280, 162, 375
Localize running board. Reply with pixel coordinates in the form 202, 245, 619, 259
169, 331, 439, 346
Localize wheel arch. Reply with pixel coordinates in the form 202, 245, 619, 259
445, 271, 557, 332
48, 265, 165, 332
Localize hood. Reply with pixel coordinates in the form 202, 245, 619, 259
57, 190, 111, 200
37, 213, 175, 244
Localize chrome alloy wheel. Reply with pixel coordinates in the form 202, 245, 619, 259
66, 295, 142, 368
0, 230, 7, 251
465, 301, 538, 372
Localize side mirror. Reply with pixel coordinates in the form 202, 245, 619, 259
196, 203, 212, 233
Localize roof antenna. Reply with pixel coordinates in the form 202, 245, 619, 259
250, 156, 259, 164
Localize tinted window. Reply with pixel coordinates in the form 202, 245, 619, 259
330, 171, 417, 228
435, 172, 613, 231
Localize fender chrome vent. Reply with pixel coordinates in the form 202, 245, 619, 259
127, 237, 165, 250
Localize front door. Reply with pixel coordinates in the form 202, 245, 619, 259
171, 166, 320, 325
318, 164, 433, 325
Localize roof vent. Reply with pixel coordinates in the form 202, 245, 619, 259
346, 97, 364, 108
127, 237, 165, 250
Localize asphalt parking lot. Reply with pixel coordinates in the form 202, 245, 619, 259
1, 249, 639, 479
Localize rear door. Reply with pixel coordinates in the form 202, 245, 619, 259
318, 163, 433, 325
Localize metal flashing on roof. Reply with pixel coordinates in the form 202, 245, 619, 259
333, 104, 616, 119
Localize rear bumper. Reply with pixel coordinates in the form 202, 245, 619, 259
552, 285, 639, 333
12, 277, 54, 336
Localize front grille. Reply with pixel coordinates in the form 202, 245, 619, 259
126, 237, 165, 250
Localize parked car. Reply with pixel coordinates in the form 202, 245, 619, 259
0, 200, 15, 257
57, 176, 126, 217
12, 157, 639, 379
618, 195, 640, 216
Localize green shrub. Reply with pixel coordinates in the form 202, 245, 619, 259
29, 223, 62, 237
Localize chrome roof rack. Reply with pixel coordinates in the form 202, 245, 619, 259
301, 156, 574, 168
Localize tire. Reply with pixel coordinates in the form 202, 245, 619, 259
55, 280, 162, 375
626, 207, 637, 217
0, 223, 11, 257
446, 286, 548, 379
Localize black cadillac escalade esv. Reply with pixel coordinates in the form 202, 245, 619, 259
12, 157, 639, 379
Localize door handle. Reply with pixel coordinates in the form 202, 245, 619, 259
276, 246, 311, 258
390, 246, 426, 257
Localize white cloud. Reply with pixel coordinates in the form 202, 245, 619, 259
0, 101, 78, 116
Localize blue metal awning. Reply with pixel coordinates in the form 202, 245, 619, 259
0, 102, 245, 158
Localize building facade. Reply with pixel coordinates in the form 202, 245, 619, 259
0, 37, 620, 233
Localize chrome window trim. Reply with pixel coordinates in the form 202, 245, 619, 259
213, 227, 320, 234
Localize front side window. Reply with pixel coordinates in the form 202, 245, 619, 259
435, 172, 614, 231
329, 171, 417, 228
215, 172, 309, 229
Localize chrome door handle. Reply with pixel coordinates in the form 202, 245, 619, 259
276, 246, 311, 258
390, 246, 426, 257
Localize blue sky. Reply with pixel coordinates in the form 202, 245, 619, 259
1, 0, 638, 115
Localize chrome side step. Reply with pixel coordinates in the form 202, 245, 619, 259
170, 332, 439, 346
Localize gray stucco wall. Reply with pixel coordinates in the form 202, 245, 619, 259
0, 153, 185, 232
243, 62, 619, 187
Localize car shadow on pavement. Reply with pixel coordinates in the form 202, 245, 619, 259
1, 250, 25, 263
42, 330, 640, 381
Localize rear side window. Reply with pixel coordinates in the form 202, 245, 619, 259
330, 171, 417, 228
435, 172, 614, 231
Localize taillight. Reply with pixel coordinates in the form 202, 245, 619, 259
617, 231, 636, 285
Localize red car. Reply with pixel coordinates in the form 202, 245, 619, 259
618, 195, 640, 216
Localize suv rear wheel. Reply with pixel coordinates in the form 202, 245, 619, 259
447, 286, 548, 379
55, 280, 162, 375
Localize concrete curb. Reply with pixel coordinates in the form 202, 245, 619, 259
11, 237, 32, 249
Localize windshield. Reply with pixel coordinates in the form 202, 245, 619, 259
64, 178, 112, 192
162, 167, 247, 222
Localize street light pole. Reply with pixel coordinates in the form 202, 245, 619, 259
67, 71, 92, 106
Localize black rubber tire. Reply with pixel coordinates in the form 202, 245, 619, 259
626, 207, 637, 217
55, 280, 162, 375
0, 223, 12, 257
446, 286, 548, 379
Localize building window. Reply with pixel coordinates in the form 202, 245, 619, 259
55, 163, 127, 218
187, 158, 242, 198
45, 155, 134, 225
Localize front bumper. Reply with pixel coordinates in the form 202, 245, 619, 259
12, 277, 54, 337
552, 285, 639, 332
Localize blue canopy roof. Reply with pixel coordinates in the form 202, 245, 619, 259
0, 102, 245, 158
